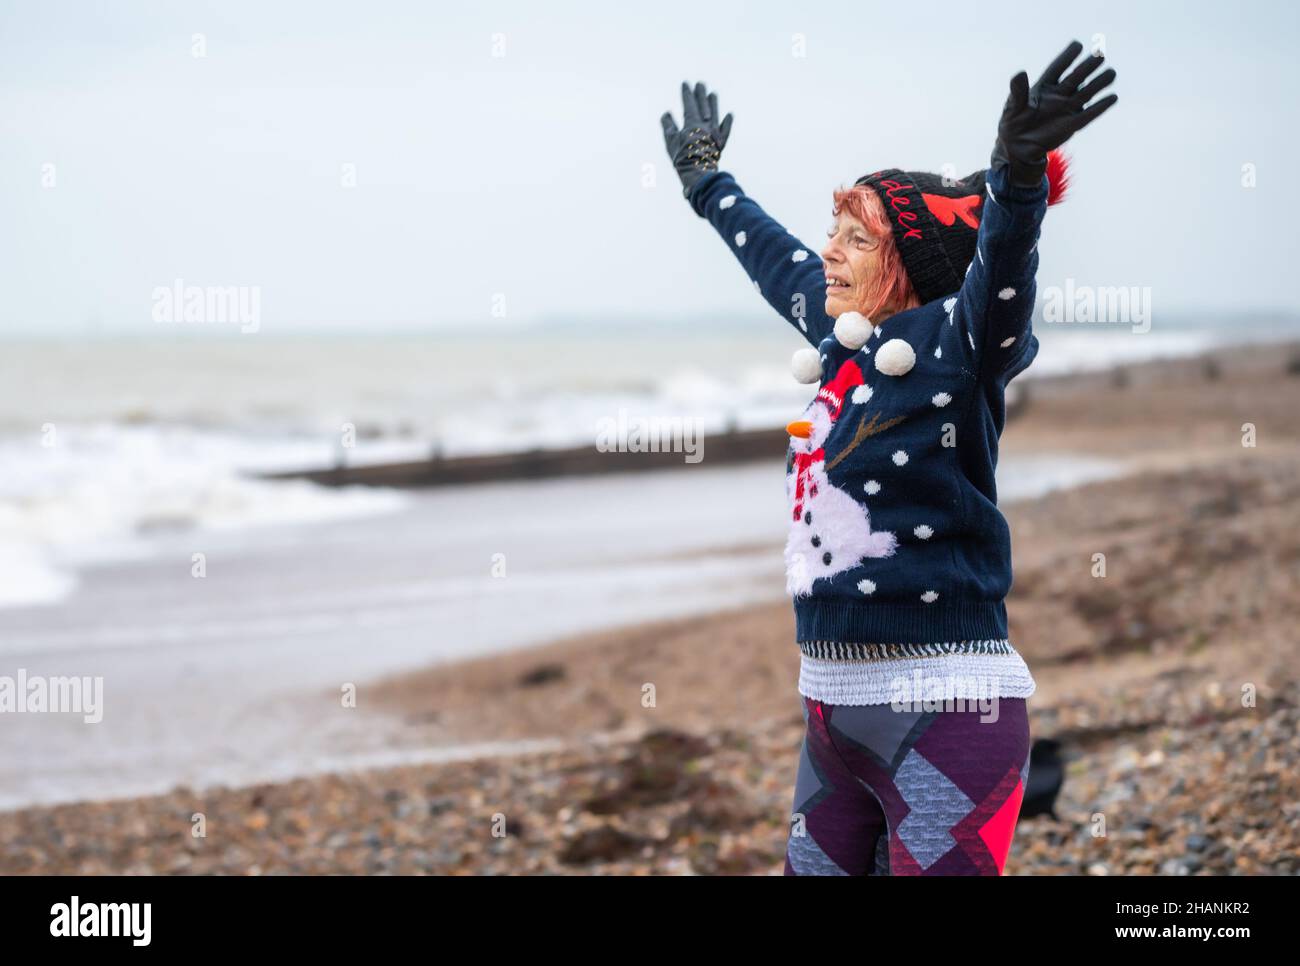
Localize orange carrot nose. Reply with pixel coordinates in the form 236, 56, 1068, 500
786, 420, 812, 439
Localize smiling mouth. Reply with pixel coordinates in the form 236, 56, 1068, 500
826, 278, 852, 291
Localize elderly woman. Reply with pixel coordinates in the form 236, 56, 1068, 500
660, 41, 1116, 876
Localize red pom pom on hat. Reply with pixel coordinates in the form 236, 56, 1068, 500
1046, 148, 1071, 206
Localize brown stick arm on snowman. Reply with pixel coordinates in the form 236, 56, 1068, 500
824, 411, 907, 472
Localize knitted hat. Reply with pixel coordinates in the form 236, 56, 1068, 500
854, 150, 1070, 305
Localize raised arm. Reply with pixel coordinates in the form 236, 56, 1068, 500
662, 81, 834, 347
950, 41, 1118, 381
688, 169, 835, 346
947, 162, 1049, 381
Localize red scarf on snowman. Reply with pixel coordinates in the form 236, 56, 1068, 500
790, 359, 865, 521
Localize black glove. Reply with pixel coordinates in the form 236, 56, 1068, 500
660, 80, 734, 199
991, 40, 1118, 188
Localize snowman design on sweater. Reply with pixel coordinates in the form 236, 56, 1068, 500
784, 356, 902, 596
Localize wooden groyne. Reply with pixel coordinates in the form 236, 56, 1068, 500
261, 384, 1032, 490
259, 426, 792, 489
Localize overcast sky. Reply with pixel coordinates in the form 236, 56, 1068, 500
1, 0, 1296, 336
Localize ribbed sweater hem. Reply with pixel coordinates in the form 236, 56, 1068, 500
797, 649, 1037, 706
794, 599, 1008, 644
798, 638, 1017, 660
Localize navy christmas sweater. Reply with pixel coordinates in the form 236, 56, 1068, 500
688, 163, 1047, 646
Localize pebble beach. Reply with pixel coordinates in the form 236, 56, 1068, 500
3, 341, 1299, 875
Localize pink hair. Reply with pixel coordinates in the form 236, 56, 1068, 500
829, 186, 922, 320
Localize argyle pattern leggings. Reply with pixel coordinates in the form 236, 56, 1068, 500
784, 694, 1031, 875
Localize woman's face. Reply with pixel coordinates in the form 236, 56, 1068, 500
821, 211, 885, 320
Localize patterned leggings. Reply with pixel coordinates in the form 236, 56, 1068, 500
785, 694, 1031, 875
